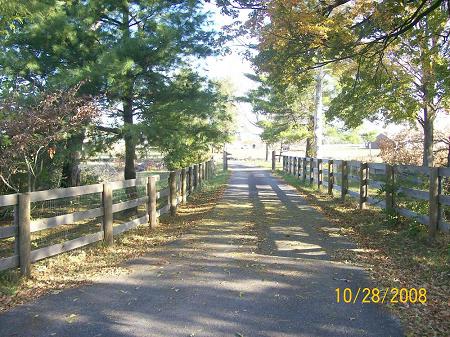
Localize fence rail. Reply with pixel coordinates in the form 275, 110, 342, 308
280, 155, 450, 238
0, 159, 215, 276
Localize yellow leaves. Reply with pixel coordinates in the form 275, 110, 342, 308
65, 313, 78, 323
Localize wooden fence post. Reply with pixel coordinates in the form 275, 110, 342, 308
102, 183, 113, 246
169, 171, 177, 216
317, 159, 323, 190
328, 160, 334, 195
428, 167, 440, 240
359, 162, 368, 209
181, 168, 187, 204
147, 176, 157, 228
187, 166, 192, 195
385, 164, 395, 212
198, 163, 203, 185
297, 157, 301, 178
293, 157, 297, 177
302, 158, 307, 182
13, 201, 19, 256
309, 158, 314, 184
341, 160, 348, 201
223, 151, 228, 170
202, 162, 206, 180
272, 151, 276, 171
283, 156, 287, 171
193, 164, 198, 189
18, 193, 31, 277
292, 157, 295, 175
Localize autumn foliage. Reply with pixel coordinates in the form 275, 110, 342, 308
0, 85, 98, 192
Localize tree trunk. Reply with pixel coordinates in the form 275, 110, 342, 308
422, 106, 434, 167
62, 132, 84, 187
313, 66, 324, 158
306, 137, 313, 157
265, 143, 269, 161
123, 96, 136, 180
121, 5, 136, 181
420, 17, 435, 167
447, 137, 450, 167
278, 142, 282, 162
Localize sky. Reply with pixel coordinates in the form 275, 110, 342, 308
200, 3, 262, 141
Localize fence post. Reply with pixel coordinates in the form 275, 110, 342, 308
13, 200, 19, 256
289, 157, 294, 174
297, 157, 301, 178
193, 164, 198, 189
202, 162, 206, 180
428, 167, 440, 240
198, 163, 203, 185
309, 158, 314, 184
359, 162, 368, 209
169, 171, 177, 216
385, 164, 395, 212
18, 193, 31, 277
147, 176, 157, 228
102, 183, 113, 246
293, 157, 297, 177
317, 159, 323, 190
341, 160, 348, 201
272, 151, 276, 171
283, 156, 286, 171
223, 151, 228, 170
302, 158, 307, 182
328, 160, 334, 195
181, 168, 187, 204
188, 166, 193, 195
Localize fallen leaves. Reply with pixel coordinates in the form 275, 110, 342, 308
280, 173, 450, 337
0, 172, 230, 313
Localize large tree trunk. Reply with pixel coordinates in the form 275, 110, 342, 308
313, 66, 324, 158
447, 137, 450, 167
62, 132, 84, 187
121, 5, 136, 181
422, 106, 434, 167
123, 96, 136, 180
265, 143, 269, 161
420, 17, 435, 167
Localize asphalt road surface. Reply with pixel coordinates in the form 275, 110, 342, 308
0, 161, 403, 337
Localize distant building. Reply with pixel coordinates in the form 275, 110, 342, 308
369, 134, 393, 149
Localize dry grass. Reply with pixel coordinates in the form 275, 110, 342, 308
278, 171, 450, 337
0, 170, 229, 312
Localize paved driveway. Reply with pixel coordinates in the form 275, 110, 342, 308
0, 162, 403, 337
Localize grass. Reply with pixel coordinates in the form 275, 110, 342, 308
0, 168, 230, 312
277, 170, 450, 337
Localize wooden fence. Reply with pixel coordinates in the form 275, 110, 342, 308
280, 155, 450, 237
0, 160, 215, 276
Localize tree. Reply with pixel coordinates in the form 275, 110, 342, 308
244, 75, 314, 155
141, 70, 235, 169
218, 0, 450, 166
327, 6, 449, 166
1, 1, 219, 183
0, 85, 98, 192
